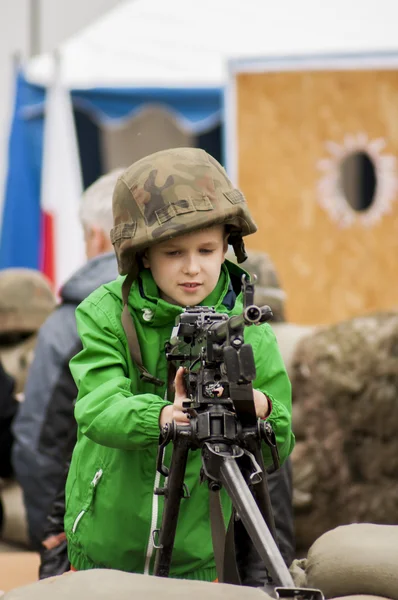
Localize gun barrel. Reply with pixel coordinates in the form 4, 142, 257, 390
210, 305, 273, 341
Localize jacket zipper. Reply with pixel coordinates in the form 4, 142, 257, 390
72, 469, 103, 533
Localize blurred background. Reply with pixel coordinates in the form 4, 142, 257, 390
1, 0, 398, 307
0, 0, 398, 594
0, 0, 125, 222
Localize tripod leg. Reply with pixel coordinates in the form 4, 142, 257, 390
220, 458, 294, 588
249, 445, 278, 541
153, 435, 190, 577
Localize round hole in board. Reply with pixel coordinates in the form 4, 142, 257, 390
340, 151, 377, 212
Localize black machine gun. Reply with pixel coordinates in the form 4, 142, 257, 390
153, 275, 323, 600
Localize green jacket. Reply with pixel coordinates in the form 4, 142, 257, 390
65, 261, 294, 581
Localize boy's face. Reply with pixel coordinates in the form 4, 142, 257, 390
143, 225, 228, 307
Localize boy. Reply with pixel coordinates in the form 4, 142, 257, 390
65, 148, 294, 583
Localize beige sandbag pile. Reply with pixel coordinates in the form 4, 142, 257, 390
3, 570, 272, 600
290, 312, 398, 550
291, 523, 398, 600
272, 323, 317, 376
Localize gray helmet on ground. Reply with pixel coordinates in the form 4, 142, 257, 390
0, 268, 56, 334
0, 268, 56, 394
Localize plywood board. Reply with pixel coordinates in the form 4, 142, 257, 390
234, 68, 398, 324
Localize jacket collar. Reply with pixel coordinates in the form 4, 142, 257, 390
129, 262, 237, 327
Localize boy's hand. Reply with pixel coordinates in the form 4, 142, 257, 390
159, 367, 190, 428
253, 389, 271, 419
159, 373, 270, 426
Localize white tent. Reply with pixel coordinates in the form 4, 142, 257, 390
26, 0, 398, 90
3, 0, 398, 277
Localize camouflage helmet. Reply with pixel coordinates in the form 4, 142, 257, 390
110, 148, 257, 276
0, 268, 56, 334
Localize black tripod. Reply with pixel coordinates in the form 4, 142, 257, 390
153, 277, 322, 599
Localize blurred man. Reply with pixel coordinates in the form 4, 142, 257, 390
12, 170, 122, 551
0, 362, 18, 485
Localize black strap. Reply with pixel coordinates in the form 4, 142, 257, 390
209, 491, 241, 584
121, 274, 164, 387
228, 232, 248, 263
223, 511, 241, 585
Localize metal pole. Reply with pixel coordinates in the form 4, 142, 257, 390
29, 0, 41, 57
220, 458, 295, 588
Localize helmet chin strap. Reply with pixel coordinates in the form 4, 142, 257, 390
229, 233, 248, 263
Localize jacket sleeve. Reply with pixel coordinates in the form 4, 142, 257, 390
39, 422, 77, 579
70, 299, 169, 450
249, 323, 295, 466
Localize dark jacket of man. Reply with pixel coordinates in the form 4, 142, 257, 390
0, 362, 18, 480
12, 252, 118, 549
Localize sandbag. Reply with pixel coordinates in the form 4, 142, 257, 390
271, 323, 317, 378
305, 524, 398, 600
332, 597, 391, 600
289, 558, 308, 588
290, 312, 398, 549
3, 569, 272, 600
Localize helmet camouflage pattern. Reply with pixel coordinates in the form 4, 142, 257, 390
111, 148, 257, 275
0, 268, 56, 334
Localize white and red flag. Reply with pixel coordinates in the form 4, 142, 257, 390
40, 56, 85, 292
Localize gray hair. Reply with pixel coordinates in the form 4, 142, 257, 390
79, 168, 125, 236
